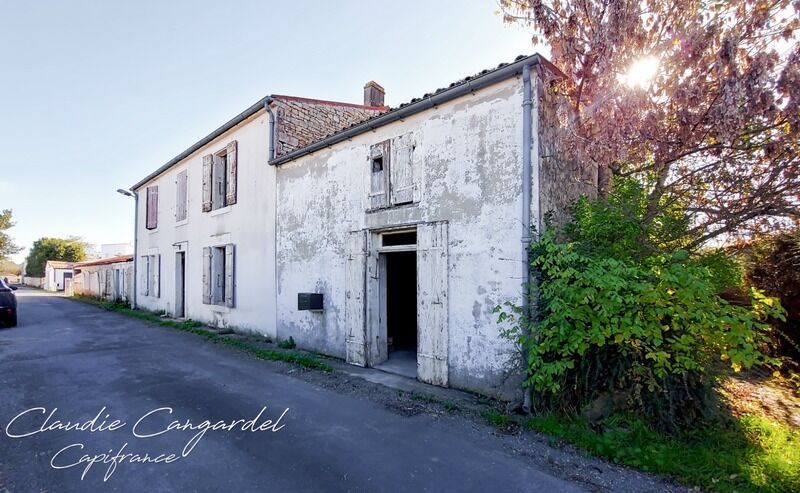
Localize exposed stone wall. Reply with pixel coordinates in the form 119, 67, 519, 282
535, 67, 598, 230
273, 98, 385, 157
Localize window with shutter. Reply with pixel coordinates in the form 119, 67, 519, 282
211, 246, 225, 304
202, 244, 235, 306
145, 186, 158, 229
203, 141, 238, 212
212, 155, 226, 210
368, 140, 390, 209
176, 170, 188, 222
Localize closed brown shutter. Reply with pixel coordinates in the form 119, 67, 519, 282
225, 141, 237, 206
202, 154, 213, 212
146, 186, 158, 229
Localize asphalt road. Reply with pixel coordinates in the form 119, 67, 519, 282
0, 289, 585, 492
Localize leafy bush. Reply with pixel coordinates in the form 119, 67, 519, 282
735, 230, 800, 359
496, 178, 784, 433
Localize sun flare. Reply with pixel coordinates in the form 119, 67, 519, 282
618, 56, 660, 88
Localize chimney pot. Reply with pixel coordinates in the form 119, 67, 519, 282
364, 81, 385, 107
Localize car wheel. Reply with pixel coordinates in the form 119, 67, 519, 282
8, 313, 16, 327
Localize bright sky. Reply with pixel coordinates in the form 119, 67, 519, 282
0, 0, 537, 263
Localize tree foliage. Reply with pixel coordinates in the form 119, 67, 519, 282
500, 0, 800, 246
495, 178, 785, 433
0, 209, 21, 260
735, 229, 800, 358
0, 259, 21, 275
24, 237, 88, 277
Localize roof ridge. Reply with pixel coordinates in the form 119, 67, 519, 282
272, 94, 389, 111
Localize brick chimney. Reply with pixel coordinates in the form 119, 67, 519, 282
363, 81, 385, 107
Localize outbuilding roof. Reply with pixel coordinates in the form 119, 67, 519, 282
74, 255, 134, 268
44, 260, 75, 269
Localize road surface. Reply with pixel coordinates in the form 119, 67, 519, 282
0, 289, 585, 492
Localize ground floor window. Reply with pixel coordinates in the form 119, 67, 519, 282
202, 244, 235, 307
140, 254, 160, 297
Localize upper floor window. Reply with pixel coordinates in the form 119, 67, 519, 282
145, 186, 158, 229
202, 140, 238, 212
368, 134, 417, 210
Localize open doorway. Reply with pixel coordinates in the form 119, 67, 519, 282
374, 229, 418, 379
175, 251, 186, 318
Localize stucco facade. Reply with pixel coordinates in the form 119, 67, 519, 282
132, 96, 384, 334
133, 111, 278, 333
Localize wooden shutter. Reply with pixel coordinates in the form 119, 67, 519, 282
202, 247, 212, 304
146, 186, 158, 229
152, 254, 161, 298
225, 141, 237, 206
345, 230, 368, 366
417, 221, 449, 386
140, 256, 149, 296
176, 170, 188, 222
224, 243, 235, 307
390, 135, 416, 205
202, 154, 213, 212
368, 140, 390, 209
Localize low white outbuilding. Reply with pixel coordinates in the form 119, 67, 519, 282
43, 261, 75, 292
73, 255, 134, 302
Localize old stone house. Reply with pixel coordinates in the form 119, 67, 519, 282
131, 53, 596, 397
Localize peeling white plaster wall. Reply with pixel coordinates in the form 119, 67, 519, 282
276, 77, 530, 397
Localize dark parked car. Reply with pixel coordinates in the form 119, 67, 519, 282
0, 278, 18, 327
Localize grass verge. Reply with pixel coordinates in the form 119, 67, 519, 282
70, 295, 333, 372
523, 413, 799, 493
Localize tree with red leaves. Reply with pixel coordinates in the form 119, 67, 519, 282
501, 0, 800, 248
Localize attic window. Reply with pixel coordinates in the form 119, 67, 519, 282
372, 156, 384, 173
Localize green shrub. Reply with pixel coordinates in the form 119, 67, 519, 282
278, 336, 296, 349
496, 178, 785, 433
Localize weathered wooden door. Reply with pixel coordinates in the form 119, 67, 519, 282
345, 230, 368, 366
417, 221, 449, 386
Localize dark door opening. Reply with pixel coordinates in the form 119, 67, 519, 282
175, 251, 186, 318
383, 251, 417, 377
